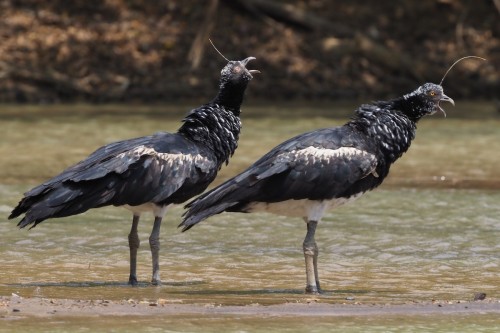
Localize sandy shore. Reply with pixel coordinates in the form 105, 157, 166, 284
1, 295, 499, 318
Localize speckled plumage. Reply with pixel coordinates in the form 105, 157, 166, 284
9, 56, 258, 285
180, 82, 454, 293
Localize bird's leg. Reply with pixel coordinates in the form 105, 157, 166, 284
128, 215, 141, 285
149, 216, 162, 285
303, 219, 322, 294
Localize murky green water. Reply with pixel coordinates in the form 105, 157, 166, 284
0, 103, 499, 331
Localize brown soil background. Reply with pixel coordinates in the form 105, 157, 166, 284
0, 0, 498, 104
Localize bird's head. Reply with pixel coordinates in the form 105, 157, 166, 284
214, 57, 259, 111
401, 83, 455, 121
208, 39, 259, 90
219, 57, 259, 88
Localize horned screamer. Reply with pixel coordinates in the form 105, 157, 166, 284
181, 82, 454, 293
10, 56, 258, 285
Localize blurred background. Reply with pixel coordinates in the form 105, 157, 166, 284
1, 2, 499, 325
0, 0, 498, 104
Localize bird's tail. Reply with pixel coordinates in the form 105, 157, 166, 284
180, 202, 236, 231
10, 182, 113, 229
10, 196, 65, 229
179, 183, 240, 231
9, 193, 50, 229
9, 199, 31, 220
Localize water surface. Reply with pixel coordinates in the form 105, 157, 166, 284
0, 103, 499, 331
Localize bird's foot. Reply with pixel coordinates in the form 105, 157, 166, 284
305, 285, 323, 295
128, 276, 138, 286
151, 278, 162, 286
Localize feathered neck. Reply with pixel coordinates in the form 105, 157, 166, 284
210, 80, 249, 115
349, 101, 417, 163
395, 91, 436, 122
178, 104, 242, 167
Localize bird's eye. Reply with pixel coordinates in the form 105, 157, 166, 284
429, 91, 436, 96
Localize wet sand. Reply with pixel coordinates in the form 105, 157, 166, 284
2, 295, 499, 318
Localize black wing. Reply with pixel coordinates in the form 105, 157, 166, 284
181, 126, 379, 230
10, 132, 217, 228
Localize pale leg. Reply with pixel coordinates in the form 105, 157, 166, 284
149, 216, 162, 285
303, 220, 322, 294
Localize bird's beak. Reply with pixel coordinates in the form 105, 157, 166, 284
241, 57, 260, 74
437, 93, 455, 117
440, 94, 455, 107
241, 56, 256, 65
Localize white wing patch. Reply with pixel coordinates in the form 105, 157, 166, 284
292, 146, 373, 160
291, 146, 378, 177
116, 146, 216, 173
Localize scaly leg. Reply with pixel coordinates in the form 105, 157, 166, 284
303, 220, 322, 294
128, 215, 140, 285
149, 216, 162, 285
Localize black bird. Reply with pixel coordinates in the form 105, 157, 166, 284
9, 56, 258, 285
180, 82, 454, 294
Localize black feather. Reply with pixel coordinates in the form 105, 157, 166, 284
180, 82, 454, 230
10, 58, 257, 230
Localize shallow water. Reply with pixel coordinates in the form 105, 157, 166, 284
1, 312, 499, 333
0, 103, 499, 331
1, 188, 498, 304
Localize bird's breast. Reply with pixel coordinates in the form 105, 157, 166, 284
244, 193, 365, 219
123, 203, 170, 218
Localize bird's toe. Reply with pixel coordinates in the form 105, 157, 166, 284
151, 278, 162, 286
128, 276, 139, 286
305, 285, 323, 295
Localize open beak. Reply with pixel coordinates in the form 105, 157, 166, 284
440, 94, 455, 107
241, 57, 260, 75
437, 93, 455, 117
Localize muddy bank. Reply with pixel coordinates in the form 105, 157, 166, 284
1, 295, 499, 318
